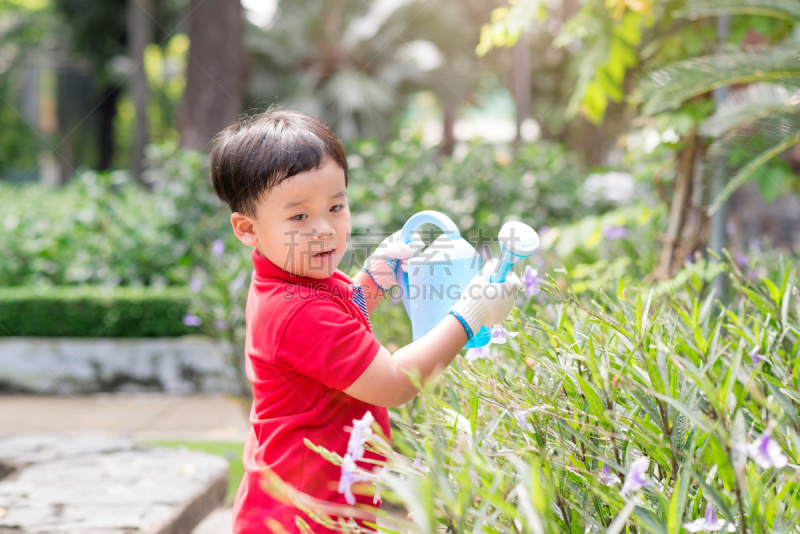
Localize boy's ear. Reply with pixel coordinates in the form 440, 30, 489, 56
231, 212, 258, 246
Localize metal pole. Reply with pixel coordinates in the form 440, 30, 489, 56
710, 14, 731, 306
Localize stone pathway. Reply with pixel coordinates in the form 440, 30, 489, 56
192, 507, 232, 534
0, 434, 228, 534
0, 394, 250, 441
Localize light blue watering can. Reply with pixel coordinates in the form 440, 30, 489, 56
393, 210, 539, 349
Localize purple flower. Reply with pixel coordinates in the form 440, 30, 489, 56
684, 506, 736, 533
465, 345, 491, 363
620, 457, 651, 497
189, 276, 203, 293
182, 314, 202, 327
412, 452, 430, 473
513, 407, 538, 432
522, 265, 539, 298
604, 226, 629, 240
490, 325, 519, 344
735, 433, 788, 469
211, 239, 225, 257
338, 454, 371, 505
736, 254, 747, 268
599, 465, 620, 487
346, 411, 374, 461
749, 346, 761, 366
213, 319, 229, 331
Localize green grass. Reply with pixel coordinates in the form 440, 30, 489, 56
142, 440, 244, 505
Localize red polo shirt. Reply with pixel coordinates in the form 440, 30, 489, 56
232, 248, 391, 533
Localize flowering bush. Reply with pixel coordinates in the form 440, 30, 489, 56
260, 254, 800, 533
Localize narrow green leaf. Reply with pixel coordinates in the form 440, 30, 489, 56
606, 499, 637, 534
470, 390, 480, 436
576, 374, 606, 420
668, 464, 691, 534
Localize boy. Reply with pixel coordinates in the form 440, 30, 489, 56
210, 110, 521, 533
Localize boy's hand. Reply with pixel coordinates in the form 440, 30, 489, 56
363, 230, 425, 291
448, 259, 522, 339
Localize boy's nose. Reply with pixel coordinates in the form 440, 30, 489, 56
310, 221, 335, 237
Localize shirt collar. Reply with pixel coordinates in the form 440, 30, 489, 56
250, 247, 354, 297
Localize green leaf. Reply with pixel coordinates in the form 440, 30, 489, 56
470, 390, 480, 436
699, 84, 798, 139
638, 45, 800, 115
707, 124, 800, 214
634, 506, 668, 534
684, 0, 800, 21
607, 499, 637, 534
576, 374, 606, 420
763, 277, 782, 307
668, 465, 692, 534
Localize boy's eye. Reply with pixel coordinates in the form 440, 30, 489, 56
331, 204, 344, 213
290, 214, 307, 221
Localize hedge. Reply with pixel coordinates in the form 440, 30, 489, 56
0, 286, 195, 337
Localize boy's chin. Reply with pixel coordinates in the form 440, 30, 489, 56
301, 262, 337, 279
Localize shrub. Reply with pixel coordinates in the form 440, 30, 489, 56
263, 254, 800, 533
0, 286, 195, 337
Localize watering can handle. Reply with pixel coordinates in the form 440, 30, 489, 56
397, 210, 461, 244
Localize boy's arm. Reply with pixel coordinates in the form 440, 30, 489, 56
344, 259, 522, 407
351, 269, 384, 316
344, 313, 468, 407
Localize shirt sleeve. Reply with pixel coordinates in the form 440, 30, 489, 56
275, 299, 381, 391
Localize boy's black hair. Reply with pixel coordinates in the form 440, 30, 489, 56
210, 109, 349, 218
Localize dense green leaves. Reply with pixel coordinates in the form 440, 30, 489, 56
294, 253, 800, 533
638, 45, 800, 115
0, 285, 193, 337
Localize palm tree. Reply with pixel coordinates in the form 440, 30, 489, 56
639, 0, 800, 213
637, 0, 800, 275
245, 0, 430, 141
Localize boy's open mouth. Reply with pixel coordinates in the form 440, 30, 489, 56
313, 248, 335, 258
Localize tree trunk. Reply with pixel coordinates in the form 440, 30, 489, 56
440, 95, 456, 156
97, 85, 120, 171
128, 0, 152, 185
178, 0, 247, 151
511, 31, 530, 147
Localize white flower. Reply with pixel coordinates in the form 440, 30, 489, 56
346, 411, 374, 461
735, 432, 788, 469
512, 408, 538, 432
620, 457, 651, 497
411, 451, 430, 473
683, 506, 736, 533
490, 325, 519, 344
465, 345, 491, 363
338, 454, 371, 505
599, 465, 620, 487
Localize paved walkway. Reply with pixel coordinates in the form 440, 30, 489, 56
0, 394, 248, 534
0, 395, 409, 533
0, 394, 251, 441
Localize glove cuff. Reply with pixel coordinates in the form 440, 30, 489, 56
449, 296, 486, 337
448, 310, 474, 340
363, 264, 397, 292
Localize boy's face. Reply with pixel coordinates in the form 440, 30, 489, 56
230, 158, 351, 279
